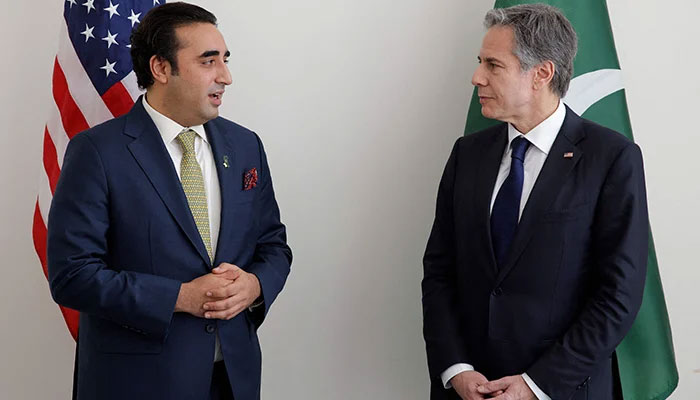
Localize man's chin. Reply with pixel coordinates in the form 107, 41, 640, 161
480, 107, 503, 121
203, 108, 220, 123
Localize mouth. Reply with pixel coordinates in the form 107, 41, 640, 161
208, 90, 225, 105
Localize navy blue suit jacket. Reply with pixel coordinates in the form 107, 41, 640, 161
48, 97, 291, 400
422, 107, 648, 400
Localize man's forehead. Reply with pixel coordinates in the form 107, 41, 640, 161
175, 22, 227, 51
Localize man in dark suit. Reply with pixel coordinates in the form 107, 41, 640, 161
47, 3, 291, 399
422, 4, 647, 400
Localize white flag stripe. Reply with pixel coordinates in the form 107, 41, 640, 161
38, 169, 53, 224
122, 71, 144, 102
47, 99, 70, 167
563, 69, 625, 116
57, 18, 114, 125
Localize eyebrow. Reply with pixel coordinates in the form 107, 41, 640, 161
199, 50, 231, 58
479, 56, 503, 65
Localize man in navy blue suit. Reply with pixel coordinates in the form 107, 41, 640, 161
422, 4, 647, 400
48, 3, 291, 399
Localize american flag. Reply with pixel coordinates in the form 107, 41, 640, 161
33, 0, 164, 340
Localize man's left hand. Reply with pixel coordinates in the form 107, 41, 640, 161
201, 263, 262, 320
477, 375, 536, 400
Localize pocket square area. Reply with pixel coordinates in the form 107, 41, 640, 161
243, 167, 258, 191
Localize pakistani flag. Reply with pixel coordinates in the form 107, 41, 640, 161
464, 1, 679, 399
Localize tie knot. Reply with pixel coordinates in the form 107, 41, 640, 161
510, 136, 530, 162
176, 129, 197, 154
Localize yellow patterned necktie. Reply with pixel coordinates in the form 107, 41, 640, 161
176, 129, 213, 262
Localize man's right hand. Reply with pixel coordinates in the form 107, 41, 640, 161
451, 371, 489, 400
174, 273, 233, 317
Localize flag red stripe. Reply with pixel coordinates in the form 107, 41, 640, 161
52, 58, 89, 138
102, 81, 134, 117
59, 305, 80, 341
32, 200, 49, 278
42, 127, 61, 195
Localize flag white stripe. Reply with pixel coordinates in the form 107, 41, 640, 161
47, 99, 71, 168
38, 169, 52, 224
122, 71, 144, 102
57, 18, 114, 125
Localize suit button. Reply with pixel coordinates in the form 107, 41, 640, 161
492, 287, 503, 297
205, 324, 216, 334
577, 377, 591, 389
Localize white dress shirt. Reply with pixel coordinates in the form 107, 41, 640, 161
142, 97, 224, 362
441, 101, 566, 400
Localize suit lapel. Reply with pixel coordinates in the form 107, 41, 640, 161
472, 125, 508, 276
495, 107, 585, 284
204, 119, 236, 264
124, 97, 211, 265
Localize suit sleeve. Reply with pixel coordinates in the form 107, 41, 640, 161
48, 133, 181, 340
422, 138, 470, 381
527, 143, 649, 399
245, 134, 292, 328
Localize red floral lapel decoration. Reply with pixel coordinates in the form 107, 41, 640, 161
243, 167, 258, 191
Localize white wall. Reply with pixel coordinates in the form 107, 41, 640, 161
0, 0, 697, 398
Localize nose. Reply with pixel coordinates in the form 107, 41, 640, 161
217, 62, 232, 86
471, 63, 486, 87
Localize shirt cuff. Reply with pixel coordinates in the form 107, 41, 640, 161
441, 363, 474, 389
247, 286, 265, 313
247, 297, 264, 312
521, 373, 551, 400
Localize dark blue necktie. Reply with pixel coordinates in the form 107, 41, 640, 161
491, 136, 531, 267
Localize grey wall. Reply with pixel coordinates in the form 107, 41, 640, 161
1, 0, 697, 398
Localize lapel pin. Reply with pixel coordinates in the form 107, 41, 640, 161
563, 152, 574, 158
223, 155, 230, 168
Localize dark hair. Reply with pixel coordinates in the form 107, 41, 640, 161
130, 2, 217, 89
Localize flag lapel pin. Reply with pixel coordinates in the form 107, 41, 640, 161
223, 155, 230, 168
564, 152, 574, 158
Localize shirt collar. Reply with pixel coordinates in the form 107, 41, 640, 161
142, 95, 208, 145
507, 100, 565, 155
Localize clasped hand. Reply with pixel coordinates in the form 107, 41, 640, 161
175, 263, 261, 320
452, 371, 536, 400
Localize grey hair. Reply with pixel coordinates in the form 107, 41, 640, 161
484, 3, 578, 97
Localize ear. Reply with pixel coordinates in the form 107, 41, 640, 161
533, 60, 555, 91
150, 55, 171, 85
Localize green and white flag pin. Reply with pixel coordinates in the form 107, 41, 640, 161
464, 1, 679, 399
